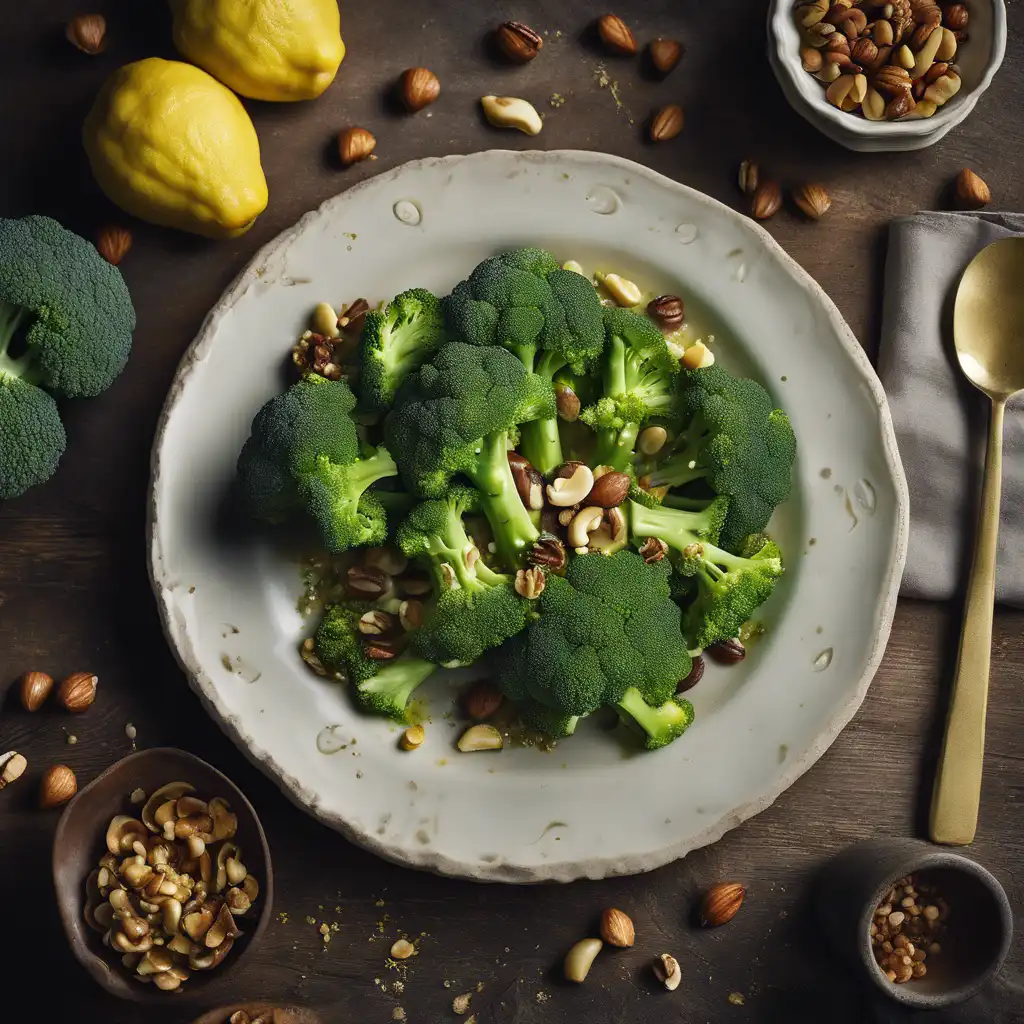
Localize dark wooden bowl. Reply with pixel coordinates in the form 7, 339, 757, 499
191, 1004, 322, 1024
53, 748, 273, 1004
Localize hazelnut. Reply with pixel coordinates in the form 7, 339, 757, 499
648, 38, 682, 74
66, 13, 107, 54
942, 4, 968, 31
596, 14, 637, 55
649, 104, 684, 142
398, 68, 440, 112
954, 169, 990, 210
494, 21, 543, 63
40, 765, 77, 809
751, 180, 782, 220
554, 382, 581, 422
599, 907, 635, 947
699, 882, 746, 927
96, 226, 132, 266
792, 182, 832, 220
462, 681, 503, 721
338, 127, 376, 166
57, 672, 98, 712
19, 671, 54, 712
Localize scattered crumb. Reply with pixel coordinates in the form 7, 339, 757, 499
452, 992, 472, 1015
535, 990, 550, 1003
375, 899, 386, 907
728, 992, 745, 1006
278, 912, 289, 924
66, 733, 77, 745
392, 1010, 406, 1022
124, 722, 137, 741
129, 788, 146, 804
305, 916, 316, 926
475, 981, 485, 993
549, 93, 565, 108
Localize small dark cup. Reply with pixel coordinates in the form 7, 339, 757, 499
815, 838, 1012, 1009
53, 748, 273, 1004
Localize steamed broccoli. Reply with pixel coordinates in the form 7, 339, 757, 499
615, 687, 695, 750
383, 342, 555, 567
444, 248, 605, 474
628, 495, 731, 550
497, 550, 694, 748
0, 215, 135, 499
237, 375, 399, 552
581, 307, 680, 471
646, 364, 796, 550
358, 288, 446, 411
395, 488, 530, 666
315, 602, 437, 721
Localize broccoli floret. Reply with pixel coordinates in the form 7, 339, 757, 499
395, 488, 530, 666
647, 365, 796, 550
628, 495, 731, 550
237, 375, 398, 552
444, 248, 605, 474
0, 215, 135, 498
314, 602, 437, 721
384, 342, 555, 567
615, 687, 695, 750
581, 307, 680, 471
498, 550, 692, 729
677, 536, 784, 651
358, 288, 446, 411
518, 700, 582, 739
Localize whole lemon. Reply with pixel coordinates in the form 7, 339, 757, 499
170, 0, 345, 103
83, 58, 269, 239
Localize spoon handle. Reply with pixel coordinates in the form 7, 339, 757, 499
930, 398, 1005, 846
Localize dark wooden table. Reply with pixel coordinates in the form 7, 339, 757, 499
2, 2, 1022, 1021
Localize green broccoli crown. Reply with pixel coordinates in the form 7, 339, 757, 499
615, 688, 695, 750
518, 700, 582, 740
650, 364, 796, 550
443, 248, 605, 374
358, 288, 446, 411
0, 372, 66, 500
315, 601, 379, 683
383, 342, 555, 496
396, 490, 530, 666
0, 215, 135, 398
680, 536, 784, 650
497, 550, 691, 718
237, 375, 398, 551
352, 658, 438, 722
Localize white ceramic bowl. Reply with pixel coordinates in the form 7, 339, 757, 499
150, 151, 909, 882
769, 0, 1006, 152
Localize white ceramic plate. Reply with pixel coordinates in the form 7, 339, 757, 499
150, 151, 908, 882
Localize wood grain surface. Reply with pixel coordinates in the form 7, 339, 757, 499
1, 2, 1022, 1021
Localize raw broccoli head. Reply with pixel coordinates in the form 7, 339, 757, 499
384, 342, 554, 567
679, 535, 784, 650
314, 602, 437, 721
237, 375, 398, 552
649, 364, 796, 550
0, 215, 135, 498
615, 688, 695, 750
358, 288, 446, 411
581, 307, 680, 470
395, 489, 530, 666
443, 248, 605, 374
497, 550, 692, 718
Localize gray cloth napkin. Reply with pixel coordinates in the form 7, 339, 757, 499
878, 212, 1024, 607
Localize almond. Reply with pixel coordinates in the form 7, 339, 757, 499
586, 471, 630, 509
596, 14, 636, 55
463, 681, 503, 721
650, 104, 684, 142
19, 671, 54, 712
954, 168, 990, 210
40, 765, 77, 809
700, 882, 746, 927
648, 38, 682, 74
56, 672, 98, 712
599, 907, 635, 947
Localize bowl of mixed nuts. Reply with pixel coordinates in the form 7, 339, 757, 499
816, 839, 1012, 1008
53, 748, 273, 1003
769, 0, 1007, 150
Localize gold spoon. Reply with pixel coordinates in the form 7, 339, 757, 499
930, 236, 1024, 846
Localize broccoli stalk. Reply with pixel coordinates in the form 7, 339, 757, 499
353, 659, 438, 721
396, 488, 530, 667
582, 308, 679, 472
628, 495, 731, 551
615, 687, 695, 750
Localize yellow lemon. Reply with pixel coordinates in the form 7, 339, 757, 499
83, 58, 268, 239
170, 0, 345, 102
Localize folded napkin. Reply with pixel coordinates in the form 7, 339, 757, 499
878, 212, 1024, 607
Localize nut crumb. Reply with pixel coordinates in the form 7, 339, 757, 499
392, 1010, 406, 1022
728, 992, 745, 1006
452, 992, 472, 1015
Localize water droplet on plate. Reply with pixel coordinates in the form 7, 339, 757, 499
393, 199, 422, 226
853, 478, 877, 515
734, 262, 748, 282
814, 648, 833, 672
674, 223, 698, 244
585, 185, 620, 215
317, 724, 348, 755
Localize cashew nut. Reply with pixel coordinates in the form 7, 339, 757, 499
311, 301, 340, 338
480, 95, 543, 135
597, 272, 643, 307
568, 506, 605, 549
546, 464, 594, 506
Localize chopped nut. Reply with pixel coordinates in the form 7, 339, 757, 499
514, 567, 546, 600
358, 610, 397, 636
528, 534, 567, 572
391, 938, 417, 960
597, 272, 643, 307
452, 992, 473, 1015
682, 341, 715, 370
399, 600, 424, 632
508, 451, 545, 510
653, 952, 681, 991
0, 752, 28, 790
639, 537, 668, 564
400, 725, 425, 751
457, 724, 503, 752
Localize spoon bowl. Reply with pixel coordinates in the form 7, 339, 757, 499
931, 235, 1024, 846
953, 236, 1024, 399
